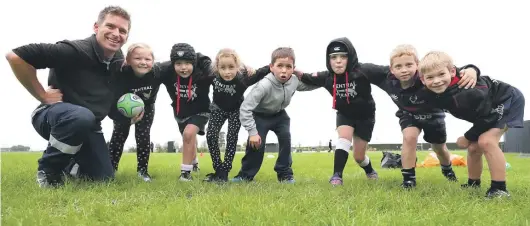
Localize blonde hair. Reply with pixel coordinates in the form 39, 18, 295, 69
212, 48, 242, 73
126, 43, 154, 62
418, 51, 454, 75
390, 44, 419, 66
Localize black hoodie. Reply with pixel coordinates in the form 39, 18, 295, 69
159, 53, 214, 119
12, 34, 124, 124
108, 64, 162, 123
211, 65, 270, 112
367, 65, 481, 119
424, 75, 515, 141
300, 37, 389, 120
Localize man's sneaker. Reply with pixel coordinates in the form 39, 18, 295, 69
138, 171, 152, 182
37, 170, 64, 188
179, 171, 193, 182
329, 173, 343, 186
486, 187, 511, 199
366, 171, 379, 180
443, 170, 458, 182
401, 180, 416, 189
279, 176, 295, 184
192, 163, 200, 172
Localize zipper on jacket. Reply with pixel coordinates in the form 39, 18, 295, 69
280, 84, 286, 112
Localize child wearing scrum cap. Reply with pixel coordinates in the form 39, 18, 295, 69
159, 43, 213, 181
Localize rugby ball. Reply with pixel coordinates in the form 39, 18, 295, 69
117, 93, 144, 118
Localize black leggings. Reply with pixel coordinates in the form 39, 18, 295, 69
109, 105, 155, 173
206, 109, 240, 172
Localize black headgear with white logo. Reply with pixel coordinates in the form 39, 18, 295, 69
170, 43, 196, 65
328, 42, 348, 55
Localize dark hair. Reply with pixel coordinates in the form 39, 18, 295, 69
97, 6, 131, 30
271, 47, 295, 65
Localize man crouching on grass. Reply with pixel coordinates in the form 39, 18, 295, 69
5, 6, 142, 188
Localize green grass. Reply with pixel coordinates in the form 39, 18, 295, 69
2, 151, 530, 226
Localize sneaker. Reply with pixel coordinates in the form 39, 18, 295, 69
138, 171, 152, 182
179, 171, 193, 182
443, 169, 458, 182
203, 173, 217, 182
401, 180, 416, 189
37, 170, 64, 188
231, 176, 250, 183
461, 183, 481, 188
216, 170, 229, 182
329, 174, 343, 186
485, 187, 511, 199
192, 163, 200, 172
279, 176, 295, 184
366, 171, 379, 180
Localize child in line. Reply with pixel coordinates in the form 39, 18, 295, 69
296, 37, 384, 186
419, 51, 525, 198
204, 48, 269, 182
159, 43, 214, 181
108, 43, 161, 182
233, 47, 319, 183
365, 44, 479, 188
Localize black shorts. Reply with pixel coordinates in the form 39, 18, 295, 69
175, 113, 209, 136
398, 113, 447, 144
494, 87, 525, 130
336, 112, 375, 142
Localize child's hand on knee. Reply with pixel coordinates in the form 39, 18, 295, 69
249, 135, 261, 150
457, 136, 470, 149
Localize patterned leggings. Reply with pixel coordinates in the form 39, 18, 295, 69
109, 105, 155, 173
206, 109, 240, 172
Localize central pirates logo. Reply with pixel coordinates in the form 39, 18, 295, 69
409, 95, 425, 104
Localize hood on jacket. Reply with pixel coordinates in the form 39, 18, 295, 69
325, 37, 359, 74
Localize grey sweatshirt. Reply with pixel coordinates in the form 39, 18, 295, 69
240, 73, 319, 136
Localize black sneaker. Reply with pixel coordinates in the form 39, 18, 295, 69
179, 171, 193, 182
216, 170, 228, 182
203, 173, 217, 182
443, 170, 458, 182
37, 170, 64, 188
401, 180, 416, 189
192, 163, 200, 172
485, 187, 511, 199
461, 183, 481, 188
138, 171, 152, 182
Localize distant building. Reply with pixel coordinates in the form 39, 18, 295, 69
503, 120, 530, 153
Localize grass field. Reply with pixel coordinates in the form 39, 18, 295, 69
2, 151, 530, 226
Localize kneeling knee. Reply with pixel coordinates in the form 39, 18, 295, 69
71, 107, 96, 131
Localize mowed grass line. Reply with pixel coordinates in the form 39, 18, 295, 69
2, 151, 530, 226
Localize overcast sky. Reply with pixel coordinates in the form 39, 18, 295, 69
1, 0, 528, 150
